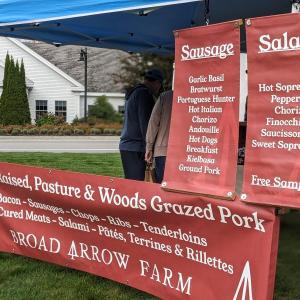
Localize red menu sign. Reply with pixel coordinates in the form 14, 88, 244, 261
0, 162, 279, 300
163, 21, 240, 199
242, 13, 300, 208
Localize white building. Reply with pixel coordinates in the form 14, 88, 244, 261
0, 37, 125, 123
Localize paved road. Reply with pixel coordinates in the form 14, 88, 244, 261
0, 136, 120, 153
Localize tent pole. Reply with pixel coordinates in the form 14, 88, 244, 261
84, 47, 88, 122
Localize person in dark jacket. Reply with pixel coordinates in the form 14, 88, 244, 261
119, 69, 163, 181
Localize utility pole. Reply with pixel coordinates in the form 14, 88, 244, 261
79, 47, 88, 122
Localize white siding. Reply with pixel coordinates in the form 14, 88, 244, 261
0, 37, 83, 123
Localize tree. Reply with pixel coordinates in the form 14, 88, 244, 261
112, 53, 174, 92
89, 95, 121, 122
0, 54, 9, 115
20, 60, 31, 123
2, 52, 10, 90
0, 54, 31, 125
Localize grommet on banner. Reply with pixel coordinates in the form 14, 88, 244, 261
161, 181, 167, 187
234, 19, 243, 28
110, 178, 114, 182
246, 19, 251, 26
174, 31, 179, 38
241, 194, 247, 200
226, 191, 237, 200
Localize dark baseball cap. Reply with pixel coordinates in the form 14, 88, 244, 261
144, 68, 164, 83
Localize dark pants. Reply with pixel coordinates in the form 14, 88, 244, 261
155, 156, 166, 184
120, 150, 146, 181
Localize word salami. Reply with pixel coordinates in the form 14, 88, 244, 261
0, 162, 279, 300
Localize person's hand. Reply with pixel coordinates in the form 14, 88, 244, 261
145, 150, 153, 163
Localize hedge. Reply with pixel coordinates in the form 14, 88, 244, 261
0, 124, 122, 136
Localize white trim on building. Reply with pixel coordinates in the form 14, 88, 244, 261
9, 38, 84, 91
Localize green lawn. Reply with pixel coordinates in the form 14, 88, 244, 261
0, 153, 299, 300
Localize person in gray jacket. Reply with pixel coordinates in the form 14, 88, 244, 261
145, 90, 173, 183
119, 69, 163, 181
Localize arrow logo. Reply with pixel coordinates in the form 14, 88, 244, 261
233, 261, 253, 300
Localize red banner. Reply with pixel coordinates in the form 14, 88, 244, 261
163, 21, 240, 198
242, 13, 300, 208
0, 162, 279, 299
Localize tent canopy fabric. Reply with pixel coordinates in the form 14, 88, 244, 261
0, 0, 292, 54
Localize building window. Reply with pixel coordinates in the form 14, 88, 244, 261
88, 105, 95, 115
55, 101, 67, 121
118, 105, 125, 114
36, 100, 48, 120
